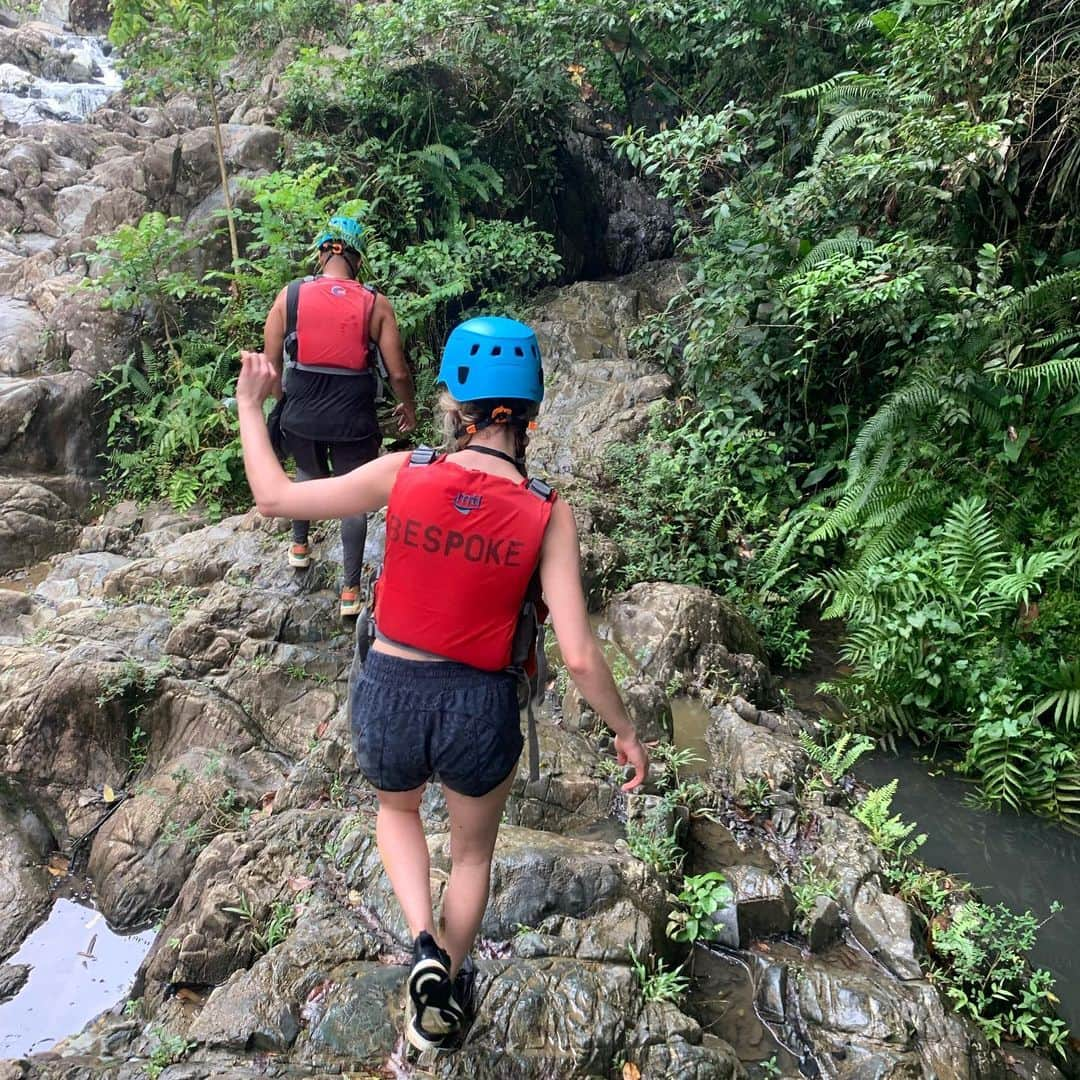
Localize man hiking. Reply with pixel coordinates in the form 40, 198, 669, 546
262, 213, 418, 617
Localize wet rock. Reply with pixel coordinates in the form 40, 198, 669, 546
629, 1000, 745, 1079
706, 702, 807, 798
527, 264, 684, 486
555, 127, 676, 279
805, 894, 842, 953
507, 723, 615, 835
754, 948, 1007, 1080
0, 645, 134, 839
187, 961, 301, 1051
850, 881, 922, 981
0, 296, 44, 375
605, 583, 775, 703
437, 825, 666, 962
0, 961, 30, 1001
804, 806, 883, 911
88, 745, 287, 929
0, 477, 80, 572
723, 864, 795, 941
0, 794, 51, 960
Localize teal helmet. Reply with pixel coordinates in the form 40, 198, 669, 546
314, 214, 365, 253
438, 317, 544, 404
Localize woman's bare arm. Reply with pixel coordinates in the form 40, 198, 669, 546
539, 498, 648, 790
237, 349, 405, 519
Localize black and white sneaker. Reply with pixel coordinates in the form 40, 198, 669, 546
453, 954, 477, 1023
405, 932, 463, 1052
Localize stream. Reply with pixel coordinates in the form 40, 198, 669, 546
0, 26, 120, 127
857, 748, 1080, 1032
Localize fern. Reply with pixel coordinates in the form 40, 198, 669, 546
938, 497, 1008, 589
969, 720, 1035, 812
1035, 659, 1080, 732
853, 780, 926, 853
794, 232, 876, 274
798, 730, 875, 784
813, 108, 891, 165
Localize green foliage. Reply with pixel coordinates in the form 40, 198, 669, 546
628, 944, 690, 1004
665, 871, 733, 943
798, 729, 875, 788
790, 859, 839, 926
625, 810, 684, 878
852, 780, 926, 857
145, 1027, 194, 1079
930, 901, 1068, 1056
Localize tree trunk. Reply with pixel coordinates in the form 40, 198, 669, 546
208, 83, 241, 281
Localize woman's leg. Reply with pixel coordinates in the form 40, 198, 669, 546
439, 769, 516, 976
374, 784, 436, 939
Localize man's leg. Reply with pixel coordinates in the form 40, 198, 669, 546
330, 437, 380, 589
439, 769, 516, 976
287, 436, 331, 551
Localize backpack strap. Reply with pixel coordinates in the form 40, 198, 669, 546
409, 447, 441, 466
525, 477, 555, 502
281, 276, 311, 366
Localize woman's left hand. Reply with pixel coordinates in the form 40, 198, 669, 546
237, 350, 281, 407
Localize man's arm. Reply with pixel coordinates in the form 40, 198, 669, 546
371, 294, 417, 433
263, 288, 287, 400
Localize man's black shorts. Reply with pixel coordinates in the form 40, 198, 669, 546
351, 650, 522, 797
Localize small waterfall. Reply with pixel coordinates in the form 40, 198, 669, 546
0, 29, 121, 127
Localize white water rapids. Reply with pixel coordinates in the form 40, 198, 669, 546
0, 29, 121, 127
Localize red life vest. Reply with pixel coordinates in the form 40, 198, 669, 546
287, 277, 376, 372
374, 457, 556, 671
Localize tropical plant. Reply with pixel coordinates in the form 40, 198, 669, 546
665, 871, 733, 944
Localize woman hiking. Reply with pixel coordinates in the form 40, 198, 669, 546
236, 316, 649, 1052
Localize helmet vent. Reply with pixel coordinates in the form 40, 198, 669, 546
469, 344, 479, 356
514, 346, 524, 356
491, 346, 502, 356
458, 366, 469, 384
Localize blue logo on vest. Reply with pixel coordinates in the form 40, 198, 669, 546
330, 284, 347, 296
453, 492, 483, 515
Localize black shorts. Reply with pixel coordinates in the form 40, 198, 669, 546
351, 650, 523, 797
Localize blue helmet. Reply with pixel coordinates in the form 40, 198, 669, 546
438, 317, 544, 404
314, 214, 365, 253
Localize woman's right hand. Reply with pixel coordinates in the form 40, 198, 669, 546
237, 350, 281, 408
614, 732, 649, 792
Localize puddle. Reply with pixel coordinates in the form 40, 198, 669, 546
689, 947, 800, 1074
670, 696, 712, 775
0, 561, 52, 594
0, 898, 155, 1057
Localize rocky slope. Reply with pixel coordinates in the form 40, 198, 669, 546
0, 13, 1071, 1080
0, 267, 1069, 1079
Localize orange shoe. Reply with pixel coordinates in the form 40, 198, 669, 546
288, 542, 311, 569
340, 587, 362, 618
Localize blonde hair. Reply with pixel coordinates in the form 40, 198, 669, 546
439, 391, 536, 465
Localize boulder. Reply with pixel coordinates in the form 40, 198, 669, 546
0, 476, 80, 572
605, 583, 773, 702
850, 881, 923, 981
722, 863, 795, 941
0, 791, 51, 961
706, 701, 807, 797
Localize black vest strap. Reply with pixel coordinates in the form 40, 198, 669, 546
409, 447, 441, 466
463, 444, 523, 471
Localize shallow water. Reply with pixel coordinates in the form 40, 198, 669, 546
857, 749, 1080, 1032
0, 898, 154, 1057
0, 31, 120, 126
